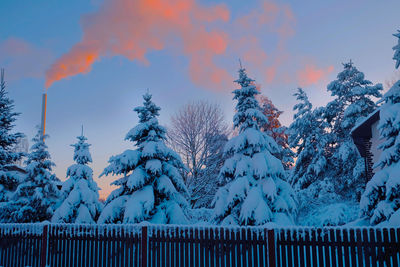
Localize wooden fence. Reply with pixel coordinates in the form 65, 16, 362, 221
0, 224, 399, 267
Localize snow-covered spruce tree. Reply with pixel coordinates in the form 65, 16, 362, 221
360, 31, 400, 226
287, 89, 355, 226
212, 67, 296, 226
0, 69, 25, 205
8, 130, 59, 222
323, 61, 382, 198
52, 134, 102, 223
98, 93, 189, 224
258, 95, 294, 171
288, 88, 330, 190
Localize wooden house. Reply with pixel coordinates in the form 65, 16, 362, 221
351, 109, 382, 182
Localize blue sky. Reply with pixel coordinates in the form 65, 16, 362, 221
1, 0, 399, 198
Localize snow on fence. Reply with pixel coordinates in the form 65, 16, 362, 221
0, 224, 399, 267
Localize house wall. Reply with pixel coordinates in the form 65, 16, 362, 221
370, 120, 383, 172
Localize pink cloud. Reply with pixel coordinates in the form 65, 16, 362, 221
297, 64, 334, 87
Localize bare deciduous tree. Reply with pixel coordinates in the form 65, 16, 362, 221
167, 101, 230, 208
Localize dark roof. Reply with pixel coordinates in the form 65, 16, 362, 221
351, 109, 380, 157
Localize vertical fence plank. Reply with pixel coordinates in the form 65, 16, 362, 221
286, 229, 293, 267
257, 229, 264, 267
236, 229, 241, 267
329, 229, 338, 267
247, 228, 253, 267
199, 229, 205, 266
349, 228, 357, 267
173, 227, 178, 267
166, 228, 171, 267
382, 228, 391, 266
241, 228, 246, 267
298, 228, 305, 266
390, 228, 399, 266
40, 224, 48, 267
180, 228, 185, 267
203, 228, 211, 267
209, 228, 215, 267
362, 228, 370, 267
343, 229, 350, 266
220, 228, 226, 267
336, 229, 344, 267
304, 228, 313, 266
310, 229, 317, 267
356, 229, 363, 267
316, 228, 324, 266
185, 228, 189, 267
267, 229, 275, 267
280, 229, 286, 267
195, 228, 200, 267
323, 229, 331, 267
397, 228, 400, 266
135, 230, 139, 267
161, 227, 166, 267
157, 228, 162, 267
57, 225, 61, 267
191, 228, 196, 267
376, 228, 384, 266
150, 228, 155, 267
226, 229, 232, 267
141, 226, 148, 267
251, 229, 257, 267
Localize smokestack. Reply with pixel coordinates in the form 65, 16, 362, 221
41, 93, 47, 140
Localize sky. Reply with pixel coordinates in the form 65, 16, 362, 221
1, 0, 399, 199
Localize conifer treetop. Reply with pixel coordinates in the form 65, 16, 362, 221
327, 60, 381, 100
25, 130, 55, 174
71, 135, 92, 165
125, 92, 166, 146
292, 88, 312, 120
134, 92, 161, 123
232, 67, 267, 133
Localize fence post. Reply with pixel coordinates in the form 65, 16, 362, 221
141, 226, 148, 267
267, 229, 276, 267
41, 224, 48, 267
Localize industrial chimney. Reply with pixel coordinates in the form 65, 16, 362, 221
40, 93, 47, 140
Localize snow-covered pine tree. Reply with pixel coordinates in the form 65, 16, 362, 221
52, 134, 102, 223
0, 69, 25, 205
212, 67, 296, 226
98, 93, 189, 224
258, 95, 294, 170
7, 130, 59, 222
288, 88, 329, 189
323, 61, 382, 198
360, 30, 400, 226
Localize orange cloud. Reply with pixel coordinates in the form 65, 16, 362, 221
45, 0, 230, 89
45, 0, 334, 93
297, 64, 334, 87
